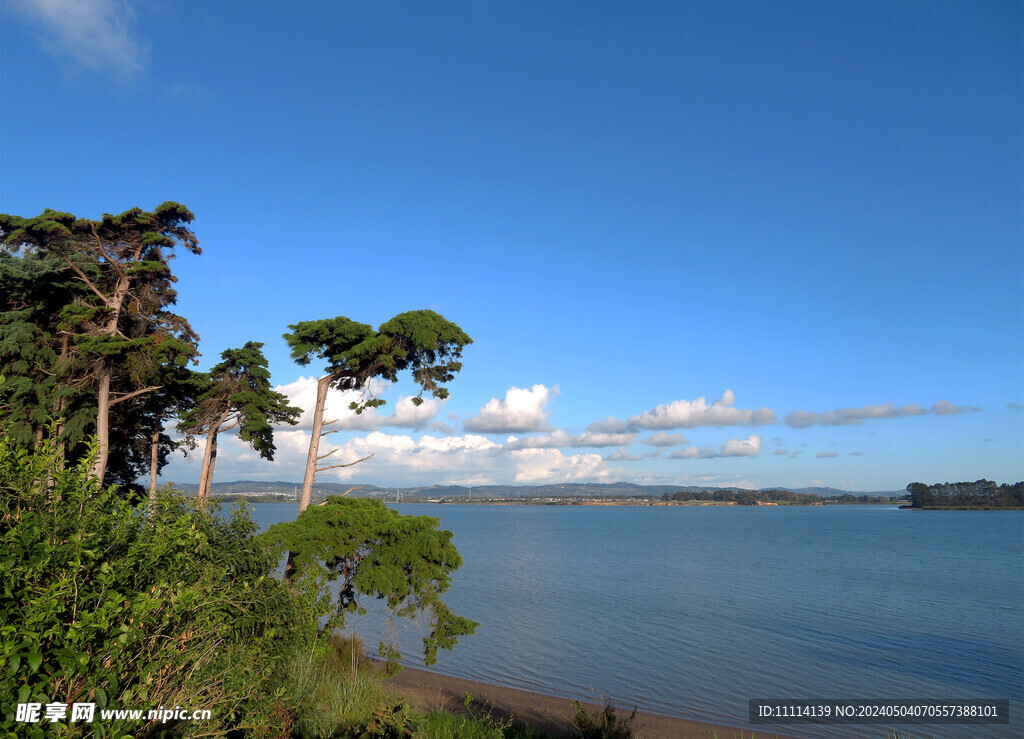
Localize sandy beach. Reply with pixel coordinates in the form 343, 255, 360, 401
381, 663, 799, 738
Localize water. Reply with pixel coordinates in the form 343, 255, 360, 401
250, 502, 1023, 738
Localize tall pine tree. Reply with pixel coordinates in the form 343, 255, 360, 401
178, 342, 301, 500
0, 203, 201, 482
283, 310, 472, 512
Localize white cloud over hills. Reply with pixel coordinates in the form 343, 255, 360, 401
187, 428, 632, 487
166, 380, 987, 489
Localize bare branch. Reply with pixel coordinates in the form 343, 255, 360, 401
108, 385, 162, 406
90, 223, 124, 278
321, 429, 340, 436
60, 255, 109, 305
322, 418, 341, 426
317, 449, 338, 461
316, 484, 363, 504
316, 453, 374, 472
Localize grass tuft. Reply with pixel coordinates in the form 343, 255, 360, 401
570, 698, 638, 738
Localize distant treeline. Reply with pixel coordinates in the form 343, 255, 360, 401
906, 480, 1024, 509
660, 489, 902, 505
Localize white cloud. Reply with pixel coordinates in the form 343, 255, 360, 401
12, 0, 149, 77
504, 431, 574, 449
274, 376, 442, 431
931, 399, 981, 415
606, 447, 659, 461
315, 431, 625, 485
571, 430, 637, 447
785, 400, 981, 427
504, 429, 636, 449
506, 448, 612, 484
463, 385, 557, 433
774, 448, 789, 456
816, 452, 839, 459
629, 390, 776, 429
721, 435, 762, 457
642, 432, 690, 447
586, 416, 632, 434
669, 435, 762, 459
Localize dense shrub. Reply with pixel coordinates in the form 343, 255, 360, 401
262, 496, 478, 673
0, 430, 325, 736
570, 699, 637, 739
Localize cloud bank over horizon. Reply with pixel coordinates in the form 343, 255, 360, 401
785, 400, 981, 428
164, 378, 999, 491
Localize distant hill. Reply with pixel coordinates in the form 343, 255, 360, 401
167, 480, 904, 500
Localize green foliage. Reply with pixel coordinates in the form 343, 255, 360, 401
0, 203, 200, 259
570, 699, 637, 739
178, 341, 300, 461
262, 497, 478, 670
417, 709, 507, 739
906, 479, 1024, 509
0, 249, 94, 453
0, 203, 202, 483
0, 429, 325, 736
284, 648, 420, 739
325, 631, 371, 676
283, 310, 472, 413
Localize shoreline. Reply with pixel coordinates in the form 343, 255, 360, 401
378, 661, 800, 738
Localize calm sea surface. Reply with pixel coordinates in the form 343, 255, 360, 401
249, 502, 1023, 739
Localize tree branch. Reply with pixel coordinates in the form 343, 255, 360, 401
108, 385, 162, 406
317, 449, 338, 461
316, 453, 373, 472
91, 223, 125, 278
60, 255, 109, 305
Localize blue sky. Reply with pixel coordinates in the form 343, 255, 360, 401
2, 1, 1021, 491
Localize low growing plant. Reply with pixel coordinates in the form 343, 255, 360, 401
570, 698, 638, 739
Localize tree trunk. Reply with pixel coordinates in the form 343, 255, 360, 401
298, 374, 332, 513
287, 374, 332, 584
197, 410, 229, 501
206, 432, 219, 499
90, 276, 129, 484
92, 367, 111, 482
197, 428, 217, 501
149, 425, 160, 501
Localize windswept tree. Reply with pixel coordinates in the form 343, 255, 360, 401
283, 310, 472, 512
0, 203, 201, 482
178, 342, 301, 500
261, 497, 478, 672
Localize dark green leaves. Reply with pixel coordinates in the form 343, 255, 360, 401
178, 341, 300, 461
262, 497, 477, 669
283, 310, 472, 412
